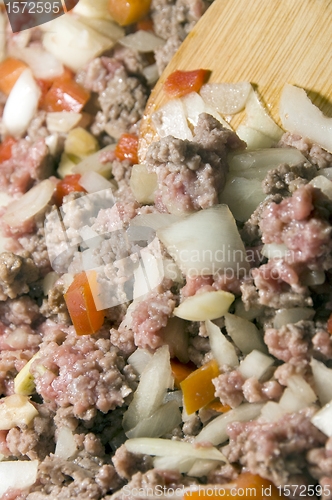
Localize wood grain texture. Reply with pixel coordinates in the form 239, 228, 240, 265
139, 0, 332, 161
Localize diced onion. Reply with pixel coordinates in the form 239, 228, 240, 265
174, 290, 235, 322
157, 205, 249, 276
311, 402, 332, 437
73, 0, 113, 20
3, 68, 41, 137
234, 299, 260, 321
301, 270, 326, 286
310, 358, 332, 406
273, 307, 314, 329
279, 375, 317, 413
320, 168, 332, 180
13, 46, 64, 80
200, 82, 252, 115
125, 437, 226, 462
236, 125, 275, 150
0, 394, 38, 430
3, 179, 55, 227
260, 401, 287, 423
220, 177, 266, 222
73, 144, 115, 178
152, 99, 193, 141
0, 460, 39, 497
245, 89, 283, 141
129, 164, 158, 204
224, 313, 267, 354
187, 459, 219, 478
123, 346, 173, 431
42, 272, 60, 296
261, 243, 289, 260
120, 31, 165, 52
126, 400, 182, 439
78, 171, 116, 193
194, 403, 263, 446
78, 17, 125, 41
143, 64, 159, 86
310, 175, 332, 200
205, 320, 239, 368
128, 348, 154, 375
280, 83, 332, 154
46, 112, 82, 133
130, 213, 180, 231
43, 16, 114, 72
182, 91, 231, 129
238, 350, 274, 380
55, 427, 77, 460
162, 317, 189, 363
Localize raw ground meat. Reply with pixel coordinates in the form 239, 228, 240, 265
279, 132, 332, 169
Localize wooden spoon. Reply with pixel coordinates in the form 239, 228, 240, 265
138, 0, 332, 161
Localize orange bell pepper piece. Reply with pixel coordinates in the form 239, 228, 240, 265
108, 0, 152, 26
42, 78, 90, 113
64, 271, 105, 336
114, 134, 139, 164
0, 136, 16, 163
204, 399, 231, 413
0, 58, 28, 96
163, 69, 210, 99
180, 359, 219, 415
171, 359, 196, 390
136, 17, 154, 32
54, 174, 87, 207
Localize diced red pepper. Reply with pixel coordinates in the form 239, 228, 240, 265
64, 271, 105, 336
108, 0, 151, 26
42, 78, 90, 113
115, 134, 139, 164
0, 57, 28, 96
163, 69, 210, 98
54, 174, 86, 207
180, 359, 219, 415
171, 359, 196, 390
0, 137, 16, 163
136, 17, 154, 32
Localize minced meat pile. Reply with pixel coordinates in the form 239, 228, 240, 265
0, 1, 332, 500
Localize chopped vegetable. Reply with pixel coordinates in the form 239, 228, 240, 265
14, 353, 41, 396
64, 127, 99, 158
180, 359, 219, 415
0, 394, 38, 430
108, 0, 152, 26
136, 17, 154, 31
327, 312, 332, 334
205, 319, 239, 368
64, 271, 105, 336
130, 163, 158, 204
174, 290, 235, 322
42, 79, 90, 113
54, 174, 87, 206
311, 358, 332, 406
200, 81, 252, 114
204, 399, 231, 413
55, 427, 78, 460
126, 400, 182, 439
0, 136, 16, 163
163, 69, 210, 98
171, 358, 196, 389
224, 313, 267, 354
119, 30, 164, 53
115, 133, 139, 164
0, 460, 39, 497
0, 57, 28, 96
311, 401, 332, 437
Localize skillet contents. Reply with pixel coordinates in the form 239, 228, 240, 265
1, 1, 332, 499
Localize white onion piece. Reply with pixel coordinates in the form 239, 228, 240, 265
0, 192, 13, 208
205, 320, 239, 368
79, 171, 115, 194
236, 125, 276, 150
43, 16, 114, 72
73, 0, 113, 20
310, 175, 332, 200
164, 391, 183, 406
187, 459, 218, 478
220, 177, 266, 222
0, 460, 39, 497
162, 317, 189, 363
261, 243, 289, 260
224, 313, 267, 354
152, 99, 193, 141
260, 401, 287, 423
153, 455, 196, 474
311, 402, 332, 437
128, 348, 153, 375
245, 89, 283, 141
320, 168, 332, 180
311, 358, 332, 406
126, 400, 182, 439
143, 64, 159, 86
3, 179, 55, 227
16, 47, 64, 80
73, 144, 115, 178
174, 291, 235, 322
3, 68, 41, 137
78, 17, 125, 41
42, 272, 59, 296
46, 112, 82, 133
279, 375, 316, 413
123, 346, 173, 431
273, 307, 314, 329
120, 31, 165, 52
234, 299, 260, 321
157, 205, 249, 275
200, 82, 252, 115
55, 427, 77, 459
130, 213, 180, 231
0, 394, 38, 430
302, 270, 326, 286
130, 164, 158, 204
228, 147, 306, 179
125, 437, 226, 462
238, 350, 274, 380
182, 91, 231, 129
280, 84, 332, 154
194, 403, 264, 446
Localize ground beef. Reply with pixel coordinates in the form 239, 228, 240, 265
145, 114, 245, 214
279, 132, 332, 169
91, 67, 149, 140
111, 159, 135, 203
264, 321, 315, 362
312, 330, 332, 359
240, 194, 283, 247
223, 407, 327, 487
112, 444, 152, 480
131, 279, 176, 350
154, 35, 182, 74
0, 252, 39, 300
262, 162, 317, 196
307, 438, 332, 498
0, 138, 52, 195
31, 326, 135, 418
40, 281, 70, 325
